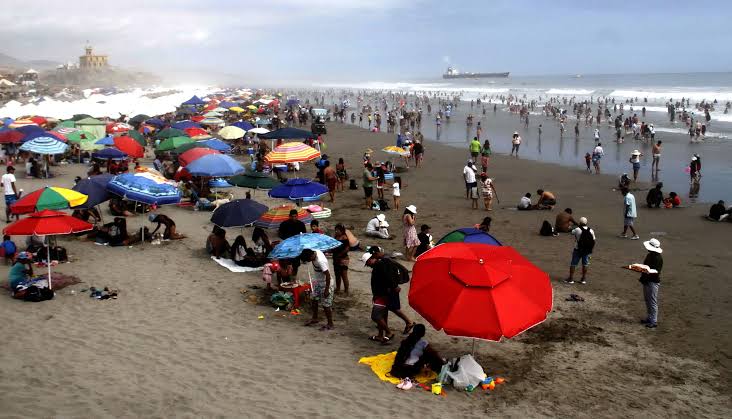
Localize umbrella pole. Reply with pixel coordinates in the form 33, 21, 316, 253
471, 338, 476, 357
46, 239, 52, 289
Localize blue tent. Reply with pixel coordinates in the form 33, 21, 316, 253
232, 121, 254, 131
258, 127, 316, 140
181, 95, 205, 106
171, 120, 201, 130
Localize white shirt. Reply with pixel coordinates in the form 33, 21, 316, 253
310, 249, 331, 288
624, 193, 637, 218
366, 217, 384, 233
405, 339, 429, 365
2, 173, 16, 195
392, 182, 400, 197
512, 136, 521, 145
463, 165, 476, 183
571, 226, 596, 249
519, 196, 531, 209
593, 146, 604, 156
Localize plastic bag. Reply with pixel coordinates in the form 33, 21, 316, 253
270, 291, 294, 309
446, 355, 486, 390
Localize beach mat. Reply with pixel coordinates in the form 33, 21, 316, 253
0, 273, 81, 291
358, 352, 437, 385
211, 257, 263, 273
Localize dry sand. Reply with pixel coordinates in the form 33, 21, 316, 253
0, 123, 730, 418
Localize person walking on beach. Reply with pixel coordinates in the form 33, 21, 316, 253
469, 137, 481, 161
463, 160, 477, 200
629, 150, 642, 182
511, 132, 521, 156
592, 143, 604, 174
480, 140, 491, 173
620, 187, 640, 240
479, 172, 498, 211
651, 141, 662, 172
403, 205, 419, 261
362, 163, 377, 209
301, 248, 334, 330
639, 238, 663, 328
566, 217, 595, 284
2, 166, 19, 223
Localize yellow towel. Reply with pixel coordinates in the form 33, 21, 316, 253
358, 352, 437, 385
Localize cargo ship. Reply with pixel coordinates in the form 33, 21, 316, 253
443, 66, 509, 79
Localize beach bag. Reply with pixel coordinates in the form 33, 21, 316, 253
539, 220, 554, 236
577, 226, 595, 256
349, 179, 358, 190
446, 355, 486, 390
21, 286, 55, 302
377, 199, 390, 211
371, 201, 381, 211
383, 258, 410, 285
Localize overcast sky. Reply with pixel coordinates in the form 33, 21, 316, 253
2, 0, 731, 83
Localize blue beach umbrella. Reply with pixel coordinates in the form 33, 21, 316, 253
19, 137, 68, 154
185, 154, 245, 177
269, 178, 327, 201
107, 172, 180, 205
171, 120, 200, 130
72, 174, 114, 209
95, 135, 115, 146
145, 118, 166, 128
209, 178, 232, 188
15, 125, 45, 137
232, 121, 254, 131
92, 147, 127, 160
268, 233, 342, 259
210, 199, 268, 228
198, 138, 232, 153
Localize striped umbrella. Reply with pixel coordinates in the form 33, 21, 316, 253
178, 148, 220, 166
269, 233, 342, 259
254, 204, 312, 229
19, 137, 68, 154
264, 142, 320, 164
200, 117, 225, 125
382, 145, 410, 157
107, 171, 180, 205
8, 119, 38, 128
11, 186, 88, 215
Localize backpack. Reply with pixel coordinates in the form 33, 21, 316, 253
377, 199, 390, 211
349, 179, 358, 190
383, 258, 411, 285
576, 226, 595, 256
539, 220, 554, 236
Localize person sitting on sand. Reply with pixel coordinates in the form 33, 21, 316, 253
251, 227, 273, 256
389, 324, 445, 380
708, 200, 729, 221
149, 213, 185, 240
109, 197, 133, 217
554, 208, 578, 233
310, 219, 323, 234
477, 216, 492, 232
365, 214, 391, 239
518, 193, 532, 210
415, 224, 433, 258
7, 252, 45, 298
534, 189, 556, 210
646, 183, 664, 208
663, 192, 681, 208
207, 226, 229, 258
230, 235, 266, 267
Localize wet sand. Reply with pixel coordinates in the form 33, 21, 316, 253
0, 123, 730, 418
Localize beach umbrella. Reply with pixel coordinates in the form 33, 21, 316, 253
264, 142, 320, 164
174, 141, 213, 154
204, 111, 222, 118
154, 127, 187, 139
19, 137, 68, 154
382, 145, 410, 157
11, 186, 88, 214
229, 106, 245, 113
200, 117, 225, 125
247, 105, 258, 110
129, 114, 150, 124
437, 228, 502, 246
157, 136, 193, 151
218, 125, 246, 140
247, 127, 270, 135
229, 171, 280, 190
106, 122, 131, 134
178, 148, 220, 166
254, 204, 312, 229
21, 130, 67, 143
79, 137, 104, 151
57, 120, 76, 128
210, 199, 268, 228
3, 210, 93, 289
258, 127, 316, 140
29, 116, 47, 126
72, 174, 114, 209
112, 136, 144, 158
9, 119, 39, 128
92, 148, 128, 160
127, 130, 146, 146
183, 127, 208, 137
409, 243, 552, 342
171, 120, 200, 130
219, 101, 238, 109
62, 129, 97, 144
0, 129, 24, 144
269, 178, 328, 201
268, 233, 341, 259
107, 172, 180, 205
95, 135, 115, 146
209, 178, 232, 188
146, 118, 166, 129
15, 125, 44, 136
198, 138, 232, 153
71, 114, 93, 121
185, 154, 245, 177
232, 121, 254, 131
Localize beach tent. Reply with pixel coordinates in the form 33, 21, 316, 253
181, 95, 206, 106
75, 117, 106, 140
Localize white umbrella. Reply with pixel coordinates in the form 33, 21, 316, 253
248, 127, 270, 134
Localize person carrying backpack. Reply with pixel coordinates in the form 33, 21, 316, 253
566, 217, 596, 284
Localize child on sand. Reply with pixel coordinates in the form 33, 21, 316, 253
585, 153, 592, 172
392, 176, 401, 210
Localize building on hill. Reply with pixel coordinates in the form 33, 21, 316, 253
79, 44, 108, 70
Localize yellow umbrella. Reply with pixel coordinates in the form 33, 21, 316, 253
229, 106, 245, 113
247, 105, 258, 110
382, 146, 410, 157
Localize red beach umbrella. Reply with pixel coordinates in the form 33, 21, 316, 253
113, 135, 144, 158
3, 209, 93, 289
0, 129, 25, 144
190, 115, 205, 123
183, 127, 208, 137
409, 243, 553, 342
179, 148, 220, 167
29, 116, 47, 126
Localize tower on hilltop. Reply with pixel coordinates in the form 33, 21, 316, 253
79, 42, 108, 70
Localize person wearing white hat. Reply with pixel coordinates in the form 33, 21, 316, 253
365, 213, 391, 239
403, 205, 419, 261
639, 238, 663, 328
566, 217, 595, 284
629, 150, 643, 182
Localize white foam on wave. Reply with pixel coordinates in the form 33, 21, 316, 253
545, 88, 595, 95
0, 85, 219, 119
609, 89, 732, 102
316, 81, 509, 95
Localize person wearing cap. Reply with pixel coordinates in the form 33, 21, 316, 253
278, 209, 306, 240
365, 214, 391, 239
149, 213, 185, 240
566, 217, 595, 284
403, 205, 419, 261
629, 150, 643, 182
511, 132, 521, 156
620, 187, 640, 240
8, 251, 34, 295
639, 238, 663, 328
300, 248, 334, 330
2, 165, 18, 223
463, 160, 477, 200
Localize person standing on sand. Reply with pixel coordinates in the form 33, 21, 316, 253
479, 172, 497, 211
301, 248, 334, 330
403, 205, 419, 261
2, 166, 19, 223
511, 132, 521, 156
323, 161, 337, 202
362, 163, 377, 209
566, 217, 595, 285
639, 238, 663, 329
629, 150, 642, 182
620, 187, 640, 240
592, 142, 604, 174
651, 141, 662, 172
463, 160, 477, 200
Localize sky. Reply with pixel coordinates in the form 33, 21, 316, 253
2, 0, 731, 84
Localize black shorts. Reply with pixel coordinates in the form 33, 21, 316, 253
387, 291, 401, 311
363, 186, 373, 198
371, 304, 388, 322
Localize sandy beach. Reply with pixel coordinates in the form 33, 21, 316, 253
0, 122, 730, 418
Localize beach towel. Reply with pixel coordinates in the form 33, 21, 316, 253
358, 352, 437, 385
211, 256, 264, 273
